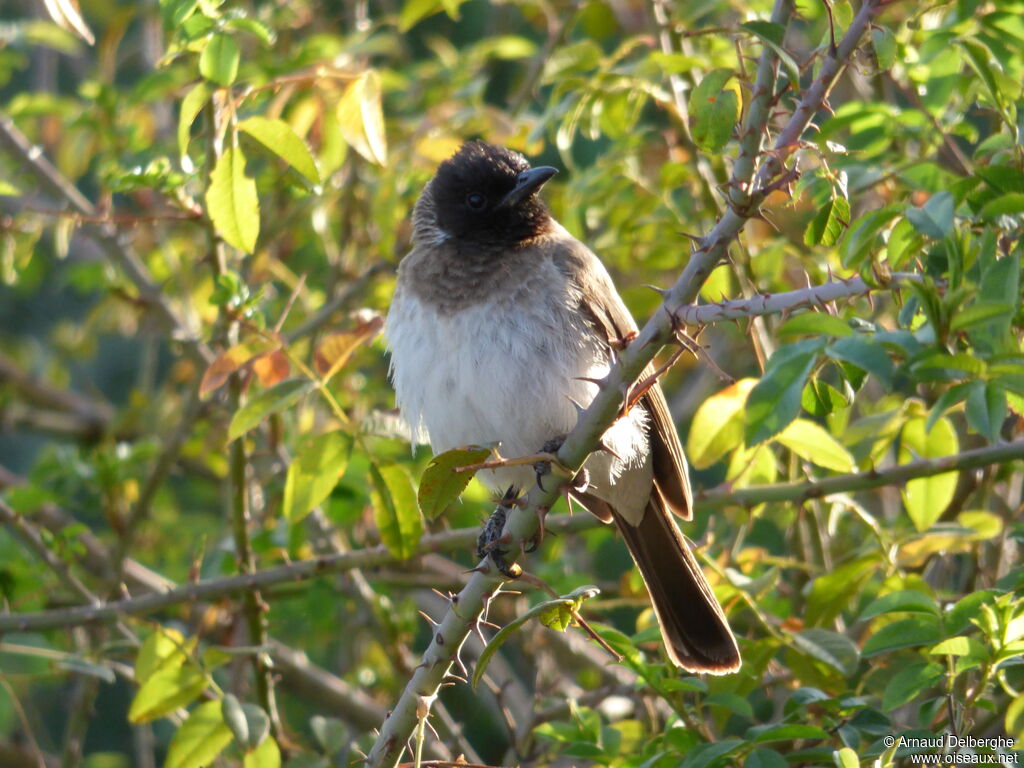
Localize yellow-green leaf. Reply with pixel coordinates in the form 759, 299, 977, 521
370, 462, 423, 560
776, 418, 856, 472
282, 432, 353, 523
128, 664, 207, 723
228, 378, 313, 441
687, 378, 756, 469
688, 68, 740, 153
336, 70, 387, 166
134, 628, 194, 686
199, 33, 239, 87
417, 446, 492, 520
239, 116, 320, 184
899, 416, 959, 531
178, 81, 211, 164
165, 700, 233, 768
207, 145, 260, 253
245, 737, 281, 768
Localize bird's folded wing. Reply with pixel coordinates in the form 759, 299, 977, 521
553, 237, 693, 520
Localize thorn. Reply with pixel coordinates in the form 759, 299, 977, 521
418, 610, 438, 626
480, 619, 501, 630
643, 284, 671, 297
596, 439, 622, 460
565, 395, 587, 417
573, 376, 605, 386
444, 673, 468, 684
431, 588, 447, 600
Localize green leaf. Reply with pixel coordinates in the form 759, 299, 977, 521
791, 628, 860, 676
826, 336, 893, 387
748, 723, 830, 743
778, 312, 853, 339
310, 716, 347, 755
244, 737, 281, 768
0, 180, 22, 196
776, 418, 856, 472
417, 446, 492, 520
177, 81, 211, 163
899, 416, 959, 531
804, 196, 851, 247
128, 664, 207, 723
162, 0, 200, 29
871, 26, 896, 70
399, 0, 464, 31
473, 589, 598, 689
336, 70, 387, 166
165, 700, 234, 768
740, 21, 800, 87
745, 339, 824, 445
965, 381, 1006, 443
680, 739, 744, 768
239, 116, 320, 184
199, 33, 240, 87
222, 694, 250, 745
881, 661, 943, 711
905, 191, 954, 239
370, 462, 423, 560
979, 192, 1024, 220
225, 17, 276, 46
859, 590, 939, 621
282, 432, 352, 523
801, 379, 848, 418
862, 616, 942, 657
834, 747, 860, 768
746, 749, 789, 768
206, 145, 260, 253
929, 636, 974, 656
806, 555, 879, 626
135, 628, 192, 685
228, 379, 313, 441
687, 378, 756, 468
688, 68, 740, 153
950, 301, 1014, 332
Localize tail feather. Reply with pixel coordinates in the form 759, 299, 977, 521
612, 491, 740, 674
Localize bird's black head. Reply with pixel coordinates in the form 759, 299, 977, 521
419, 141, 558, 247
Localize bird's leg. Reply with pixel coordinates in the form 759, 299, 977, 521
476, 486, 522, 579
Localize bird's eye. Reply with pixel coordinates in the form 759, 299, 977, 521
466, 192, 486, 210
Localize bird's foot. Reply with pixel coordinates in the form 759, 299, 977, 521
533, 436, 567, 491
476, 489, 522, 579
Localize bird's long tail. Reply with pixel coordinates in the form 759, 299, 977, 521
612, 491, 740, 674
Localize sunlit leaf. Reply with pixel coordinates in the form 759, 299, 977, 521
776, 418, 855, 472
370, 462, 422, 560
804, 196, 850, 247
228, 379, 313, 441
688, 68, 739, 153
199, 33, 240, 87
178, 81, 211, 164
687, 378, 756, 468
165, 700, 233, 768
128, 664, 207, 723
244, 737, 281, 768
207, 145, 260, 253
239, 116, 320, 184
899, 416, 959, 531
336, 70, 387, 166
745, 339, 824, 445
417, 446, 492, 520
282, 432, 353, 523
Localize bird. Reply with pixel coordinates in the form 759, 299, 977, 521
385, 140, 740, 674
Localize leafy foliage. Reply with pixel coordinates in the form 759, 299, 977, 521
0, 0, 1022, 766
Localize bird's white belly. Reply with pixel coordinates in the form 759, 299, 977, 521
386, 285, 648, 495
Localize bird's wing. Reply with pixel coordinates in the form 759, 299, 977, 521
553, 233, 693, 520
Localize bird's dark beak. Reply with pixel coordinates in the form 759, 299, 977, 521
499, 166, 559, 209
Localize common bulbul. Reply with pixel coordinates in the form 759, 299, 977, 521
385, 141, 740, 674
